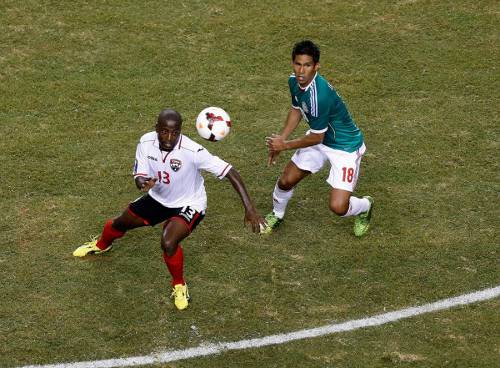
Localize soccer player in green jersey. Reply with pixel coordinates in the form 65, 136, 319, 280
261, 40, 373, 237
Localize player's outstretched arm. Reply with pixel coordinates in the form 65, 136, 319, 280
267, 131, 324, 153
225, 168, 265, 233
280, 107, 303, 139
266, 108, 302, 166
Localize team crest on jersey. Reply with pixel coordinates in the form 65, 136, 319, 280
301, 101, 309, 114
170, 159, 182, 172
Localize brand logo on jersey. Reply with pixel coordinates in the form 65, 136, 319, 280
170, 159, 182, 172
301, 101, 309, 114
147, 155, 158, 161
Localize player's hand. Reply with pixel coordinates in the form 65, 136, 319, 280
267, 150, 280, 166
265, 134, 287, 153
244, 208, 266, 234
140, 177, 157, 192
266, 134, 285, 166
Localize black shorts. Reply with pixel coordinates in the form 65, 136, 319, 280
128, 194, 205, 231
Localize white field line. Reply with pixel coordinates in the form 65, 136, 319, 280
19, 285, 500, 368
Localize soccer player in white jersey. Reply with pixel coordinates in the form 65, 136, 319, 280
261, 40, 373, 236
73, 108, 265, 310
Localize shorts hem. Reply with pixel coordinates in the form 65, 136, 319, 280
127, 207, 150, 226
169, 216, 192, 233
291, 156, 318, 174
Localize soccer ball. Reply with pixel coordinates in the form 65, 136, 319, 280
196, 107, 231, 141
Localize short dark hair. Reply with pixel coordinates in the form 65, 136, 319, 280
157, 108, 182, 126
292, 40, 320, 63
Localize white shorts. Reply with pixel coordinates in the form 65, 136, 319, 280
291, 143, 366, 192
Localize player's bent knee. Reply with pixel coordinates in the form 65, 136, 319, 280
161, 237, 178, 256
277, 178, 295, 191
329, 202, 348, 216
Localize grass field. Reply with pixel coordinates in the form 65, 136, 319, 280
1, 1, 499, 367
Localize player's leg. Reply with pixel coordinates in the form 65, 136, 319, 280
262, 146, 325, 234
162, 206, 205, 310
73, 194, 158, 257
325, 144, 373, 236
73, 207, 146, 257
329, 188, 353, 215
329, 188, 371, 216
262, 161, 309, 234
274, 160, 310, 214
161, 219, 190, 286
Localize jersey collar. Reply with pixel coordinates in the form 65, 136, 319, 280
299, 72, 318, 91
154, 134, 183, 151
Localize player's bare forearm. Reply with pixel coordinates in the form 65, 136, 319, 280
225, 168, 265, 232
226, 168, 257, 212
266, 108, 302, 166
266, 131, 324, 153
279, 108, 302, 139
283, 132, 324, 150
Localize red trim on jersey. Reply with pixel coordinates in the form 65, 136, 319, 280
127, 207, 150, 225
217, 163, 231, 178
134, 173, 149, 177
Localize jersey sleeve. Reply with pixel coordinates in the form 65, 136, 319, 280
133, 141, 152, 178
308, 92, 330, 133
195, 147, 232, 179
288, 76, 300, 109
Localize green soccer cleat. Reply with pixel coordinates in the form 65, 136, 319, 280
73, 239, 112, 257
260, 212, 283, 235
354, 196, 374, 237
171, 283, 190, 310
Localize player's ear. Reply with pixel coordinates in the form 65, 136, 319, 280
314, 62, 320, 71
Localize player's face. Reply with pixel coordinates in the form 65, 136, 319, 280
156, 120, 181, 151
292, 54, 319, 88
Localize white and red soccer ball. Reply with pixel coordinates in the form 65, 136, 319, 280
196, 106, 231, 141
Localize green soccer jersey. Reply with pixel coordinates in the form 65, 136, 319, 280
289, 72, 363, 152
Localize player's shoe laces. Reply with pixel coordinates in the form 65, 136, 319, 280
72, 238, 112, 257
260, 212, 283, 235
171, 284, 190, 310
354, 196, 374, 237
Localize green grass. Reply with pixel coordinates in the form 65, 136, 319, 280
1, 1, 499, 367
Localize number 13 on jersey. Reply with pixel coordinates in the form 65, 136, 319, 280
157, 171, 170, 184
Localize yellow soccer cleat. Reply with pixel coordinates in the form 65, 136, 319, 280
171, 283, 190, 310
73, 239, 112, 257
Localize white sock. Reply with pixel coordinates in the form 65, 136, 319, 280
272, 182, 294, 219
342, 196, 370, 217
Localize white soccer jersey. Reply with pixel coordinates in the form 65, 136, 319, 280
133, 132, 232, 211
